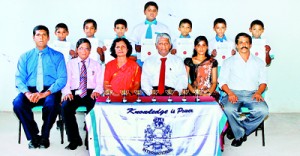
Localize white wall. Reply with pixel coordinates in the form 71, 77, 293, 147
1, 0, 299, 112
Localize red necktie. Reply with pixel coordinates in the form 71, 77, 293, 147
158, 58, 167, 95
79, 60, 87, 98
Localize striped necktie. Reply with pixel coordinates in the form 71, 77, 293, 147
36, 51, 43, 92
79, 60, 87, 98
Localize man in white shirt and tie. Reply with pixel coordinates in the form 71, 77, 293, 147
141, 33, 188, 96
61, 38, 104, 150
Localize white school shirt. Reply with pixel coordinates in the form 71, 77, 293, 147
130, 21, 170, 59
61, 57, 104, 95
218, 53, 267, 91
141, 53, 188, 95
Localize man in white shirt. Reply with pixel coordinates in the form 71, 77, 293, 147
218, 32, 269, 147
141, 33, 187, 96
61, 38, 103, 150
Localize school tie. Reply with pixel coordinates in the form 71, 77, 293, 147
79, 60, 87, 98
36, 51, 43, 92
216, 35, 227, 42
145, 19, 157, 39
158, 58, 167, 95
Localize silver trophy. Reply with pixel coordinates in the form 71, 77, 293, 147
151, 90, 158, 102
120, 90, 129, 103
104, 89, 113, 103
134, 90, 142, 103
165, 89, 174, 102
181, 89, 189, 102
194, 88, 201, 102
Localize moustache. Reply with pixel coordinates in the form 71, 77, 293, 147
241, 47, 248, 49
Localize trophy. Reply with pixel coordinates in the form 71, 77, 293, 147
120, 90, 129, 103
134, 90, 142, 103
104, 89, 113, 103
165, 89, 174, 102
151, 90, 158, 102
194, 88, 201, 102
181, 89, 189, 102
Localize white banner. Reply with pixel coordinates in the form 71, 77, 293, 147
86, 102, 226, 156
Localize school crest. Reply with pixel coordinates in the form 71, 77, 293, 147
143, 117, 173, 155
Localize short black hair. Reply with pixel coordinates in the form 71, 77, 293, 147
250, 19, 264, 29
114, 19, 127, 28
144, 1, 158, 11
235, 32, 252, 45
83, 19, 97, 29
179, 18, 192, 28
33, 25, 49, 36
55, 23, 69, 32
76, 38, 91, 49
110, 38, 132, 58
213, 18, 227, 27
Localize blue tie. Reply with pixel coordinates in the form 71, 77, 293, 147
216, 35, 227, 42
36, 51, 43, 92
145, 19, 157, 39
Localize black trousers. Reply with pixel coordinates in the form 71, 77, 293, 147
13, 86, 61, 140
61, 89, 95, 142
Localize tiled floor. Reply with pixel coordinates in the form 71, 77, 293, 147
0, 112, 299, 156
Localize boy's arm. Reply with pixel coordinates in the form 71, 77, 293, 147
265, 45, 272, 66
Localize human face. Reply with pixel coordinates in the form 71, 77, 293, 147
213, 23, 226, 38
178, 23, 192, 37
33, 30, 49, 50
115, 41, 128, 57
55, 28, 69, 41
195, 40, 208, 56
77, 43, 91, 60
84, 23, 97, 38
236, 36, 252, 54
114, 24, 128, 38
249, 24, 264, 39
156, 37, 171, 57
144, 5, 158, 21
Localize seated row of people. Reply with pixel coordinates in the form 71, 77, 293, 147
13, 25, 268, 150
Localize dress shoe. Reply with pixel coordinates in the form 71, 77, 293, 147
231, 134, 247, 147
28, 135, 41, 149
39, 138, 50, 149
226, 128, 234, 140
65, 139, 83, 150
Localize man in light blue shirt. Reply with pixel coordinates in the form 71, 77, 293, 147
218, 32, 269, 147
13, 25, 67, 149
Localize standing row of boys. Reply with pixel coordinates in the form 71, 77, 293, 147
13, 0, 271, 152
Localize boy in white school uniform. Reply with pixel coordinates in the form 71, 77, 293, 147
131, 1, 170, 66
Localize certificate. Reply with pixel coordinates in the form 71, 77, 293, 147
87, 38, 100, 62
215, 42, 233, 66
103, 39, 115, 64
251, 39, 266, 62
140, 39, 157, 61
175, 38, 194, 60
49, 40, 71, 62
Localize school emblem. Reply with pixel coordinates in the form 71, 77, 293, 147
143, 117, 173, 155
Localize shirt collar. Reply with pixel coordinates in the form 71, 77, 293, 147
115, 35, 126, 39
215, 35, 227, 42
145, 19, 157, 25
252, 36, 261, 39
179, 34, 191, 38
77, 57, 90, 63
35, 46, 49, 54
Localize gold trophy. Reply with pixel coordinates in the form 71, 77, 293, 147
120, 90, 129, 103
181, 89, 189, 102
104, 89, 113, 103
165, 89, 174, 102
134, 90, 142, 103
151, 90, 158, 102
194, 88, 201, 102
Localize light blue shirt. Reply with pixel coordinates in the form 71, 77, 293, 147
218, 53, 267, 91
15, 46, 67, 93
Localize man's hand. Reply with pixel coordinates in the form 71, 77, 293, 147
25, 91, 50, 103
252, 92, 264, 102
62, 94, 74, 101
228, 92, 238, 104
91, 92, 100, 100
211, 49, 217, 57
